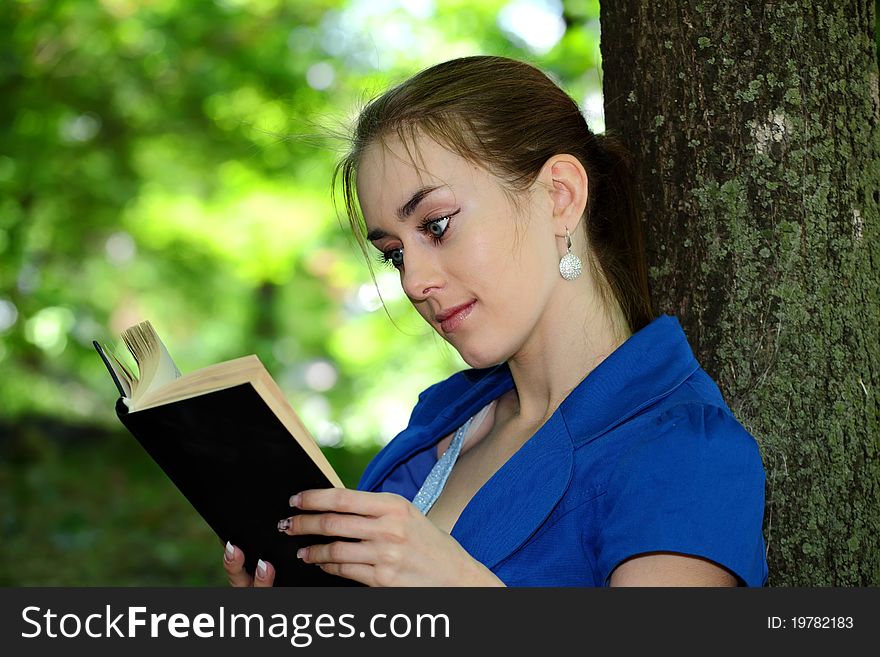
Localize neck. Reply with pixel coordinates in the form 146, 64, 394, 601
503, 279, 631, 427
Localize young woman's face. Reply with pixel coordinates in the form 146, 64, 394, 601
356, 135, 563, 368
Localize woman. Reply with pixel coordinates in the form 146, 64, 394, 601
223, 56, 768, 587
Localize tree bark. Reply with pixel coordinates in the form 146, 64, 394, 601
600, 0, 880, 585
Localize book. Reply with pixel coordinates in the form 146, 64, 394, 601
94, 320, 354, 586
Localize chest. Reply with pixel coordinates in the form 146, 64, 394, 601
426, 420, 537, 534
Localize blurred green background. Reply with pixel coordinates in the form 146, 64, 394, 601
0, 0, 604, 585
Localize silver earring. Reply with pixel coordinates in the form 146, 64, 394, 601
559, 227, 582, 281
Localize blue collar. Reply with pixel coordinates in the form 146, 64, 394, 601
559, 314, 699, 446
360, 315, 700, 568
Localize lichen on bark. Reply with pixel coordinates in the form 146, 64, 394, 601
600, 0, 880, 585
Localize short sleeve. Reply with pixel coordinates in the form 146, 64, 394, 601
595, 403, 768, 586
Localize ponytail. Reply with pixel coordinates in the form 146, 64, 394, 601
586, 133, 654, 332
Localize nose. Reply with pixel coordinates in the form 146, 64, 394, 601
400, 245, 444, 302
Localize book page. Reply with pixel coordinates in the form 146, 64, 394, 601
120, 320, 182, 406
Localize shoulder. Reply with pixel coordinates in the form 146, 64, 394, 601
617, 395, 765, 491
593, 356, 761, 465
644, 373, 763, 468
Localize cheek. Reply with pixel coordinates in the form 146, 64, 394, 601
499, 252, 560, 340
415, 304, 434, 325
464, 219, 525, 283
484, 230, 557, 298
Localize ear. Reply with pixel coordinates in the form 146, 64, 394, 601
537, 154, 589, 235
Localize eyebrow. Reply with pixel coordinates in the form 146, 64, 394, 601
366, 185, 444, 242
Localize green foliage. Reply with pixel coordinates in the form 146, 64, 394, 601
0, 0, 599, 584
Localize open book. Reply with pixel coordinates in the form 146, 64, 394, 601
95, 320, 353, 586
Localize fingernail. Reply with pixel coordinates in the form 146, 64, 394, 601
297, 548, 307, 560
225, 541, 235, 561
277, 517, 291, 531
289, 493, 301, 507
257, 559, 268, 578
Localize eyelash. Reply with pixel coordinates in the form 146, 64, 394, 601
377, 209, 460, 270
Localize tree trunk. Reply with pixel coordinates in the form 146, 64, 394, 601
600, 1, 880, 585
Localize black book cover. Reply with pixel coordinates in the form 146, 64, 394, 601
116, 383, 357, 586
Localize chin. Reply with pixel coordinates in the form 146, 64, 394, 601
455, 344, 509, 371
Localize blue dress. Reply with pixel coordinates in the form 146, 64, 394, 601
358, 315, 769, 586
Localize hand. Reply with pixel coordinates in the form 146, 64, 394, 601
222, 541, 276, 587
279, 489, 505, 587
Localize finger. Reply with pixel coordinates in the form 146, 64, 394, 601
317, 562, 376, 586
299, 540, 375, 566
291, 489, 407, 517
223, 542, 253, 588
253, 558, 275, 587
278, 512, 377, 540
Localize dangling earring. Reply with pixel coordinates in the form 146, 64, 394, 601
559, 227, 582, 281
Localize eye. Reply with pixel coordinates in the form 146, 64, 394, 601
426, 216, 449, 238
418, 209, 459, 243
379, 247, 404, 269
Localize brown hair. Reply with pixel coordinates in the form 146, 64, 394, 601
334, 55, 653, 333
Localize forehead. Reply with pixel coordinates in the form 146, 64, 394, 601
355, 135, 480, 216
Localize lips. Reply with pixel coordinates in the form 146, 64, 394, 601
436, 300, 476, 333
